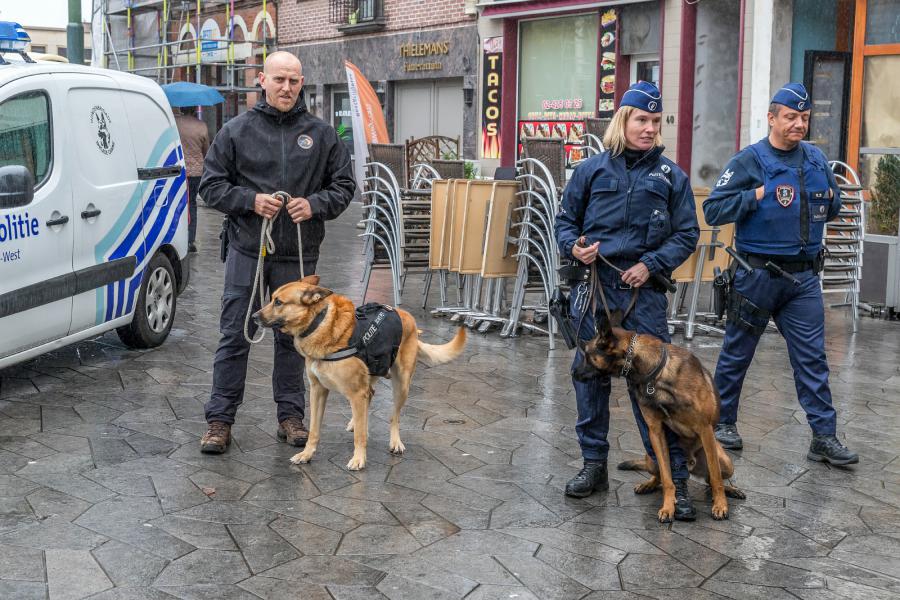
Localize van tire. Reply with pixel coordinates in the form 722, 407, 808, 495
117, 252, 177, 349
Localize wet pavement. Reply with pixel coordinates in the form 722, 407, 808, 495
1, 202, 899, 600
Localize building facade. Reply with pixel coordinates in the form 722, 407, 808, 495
278, 0, 479, 158
24, 24, 93, 64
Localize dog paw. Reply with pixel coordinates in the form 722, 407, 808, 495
290, 451, 314, 464
657, 506, 674, 523
634, 480, 659, 495
346, 455, 366, 471
389, 440, 406, 455
712, 503, 730, 520
345, 420, 354, 432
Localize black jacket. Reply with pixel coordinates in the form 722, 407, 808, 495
199, 95, 355, 262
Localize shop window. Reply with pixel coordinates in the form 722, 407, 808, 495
631, 54, 660, 88
865, 0, 900, 45
332, 88, 354, 153
0, 91, 52, 191
518, 14, 599, 120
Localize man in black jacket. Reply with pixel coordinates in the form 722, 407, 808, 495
199, 51, 355, 454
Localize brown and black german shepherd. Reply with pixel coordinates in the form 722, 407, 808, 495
574, 310, 744, 522
254, 275, 466, 471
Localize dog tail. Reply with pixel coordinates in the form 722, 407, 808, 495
417, 327, 467, 367
616, 459, 647, 472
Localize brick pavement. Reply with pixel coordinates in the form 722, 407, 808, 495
0, 203, 898, 599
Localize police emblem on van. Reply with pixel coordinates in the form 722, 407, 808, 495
776, 184, 795, 207
297, 135, 314, 150
90, 106, 115, 155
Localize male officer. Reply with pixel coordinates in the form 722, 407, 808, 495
199, 52, 355, 454
556, 82, 700, 519
704, 83, 858, 465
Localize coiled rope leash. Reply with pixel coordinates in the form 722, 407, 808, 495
243, 191, 306, 344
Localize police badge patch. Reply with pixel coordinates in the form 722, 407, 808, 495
776, 184, 795, 207
297, 135, 314, 149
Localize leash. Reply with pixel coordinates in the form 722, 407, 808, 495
574, 253, 640, 342
243, 191, 306, 344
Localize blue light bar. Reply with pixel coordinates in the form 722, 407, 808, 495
0, 21, 30, 52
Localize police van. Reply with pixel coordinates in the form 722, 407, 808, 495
0, 22, 189, 369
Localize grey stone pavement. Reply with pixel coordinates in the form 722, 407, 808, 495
1, 203, 900, 600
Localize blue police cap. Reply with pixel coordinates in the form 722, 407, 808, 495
620, 81, 662, 113
771, 82, 811, 112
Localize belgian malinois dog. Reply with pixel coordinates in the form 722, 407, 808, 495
254, 275, 466, 471
574, 310, 744, 522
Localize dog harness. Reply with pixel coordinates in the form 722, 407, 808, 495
310, 303, 403, 377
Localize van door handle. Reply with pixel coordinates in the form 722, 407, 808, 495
46, 216, 70, 227
81, 208, 102, 219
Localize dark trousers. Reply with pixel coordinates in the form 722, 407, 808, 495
205, 249, 317, 425
187, 176, 201, 245
569, 279, 689, 479
715, 267, 837, 435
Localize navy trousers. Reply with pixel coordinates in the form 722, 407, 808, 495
187, 176, 200, 245
569, 278, 689, 479
205, 249, 316, 425
715, 267, 837, 435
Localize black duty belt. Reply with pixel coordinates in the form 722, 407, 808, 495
743, 254, 815, 274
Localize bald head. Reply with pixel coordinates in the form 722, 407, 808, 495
259, 52, 304, 112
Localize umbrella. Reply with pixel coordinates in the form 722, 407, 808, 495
161, 82, 225, 107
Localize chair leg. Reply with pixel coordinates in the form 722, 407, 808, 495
422, 270, 433, 309
439, 270, 448, 305
361, 261, 373, 304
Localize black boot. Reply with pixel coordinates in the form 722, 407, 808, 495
714, 423, 743, 450
673, 478, 696, 521
565, 461, 608, 498
808, 434, 859, 466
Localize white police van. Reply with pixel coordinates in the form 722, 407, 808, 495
0, 22, 189, 369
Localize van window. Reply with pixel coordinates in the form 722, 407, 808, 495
0, 91, 52, 189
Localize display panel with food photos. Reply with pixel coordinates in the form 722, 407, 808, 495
517, 120, 590, 168
598, 8, 617, 118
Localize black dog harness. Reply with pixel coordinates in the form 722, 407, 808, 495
302, 303, 403, 377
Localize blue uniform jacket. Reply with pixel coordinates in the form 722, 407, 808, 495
703, 139, 842, 257
555, 146, 699, 275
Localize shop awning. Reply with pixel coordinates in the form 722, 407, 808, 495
478, 0, 651, 19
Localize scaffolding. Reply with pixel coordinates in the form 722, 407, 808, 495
95, 0, 274, 95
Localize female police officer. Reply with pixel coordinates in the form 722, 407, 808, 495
555, 82, 699, 520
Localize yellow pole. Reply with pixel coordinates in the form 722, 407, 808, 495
195, 0, 201, 83
261, 0, 267, 61
162, 0, 168, 77
127, 5, 133, 71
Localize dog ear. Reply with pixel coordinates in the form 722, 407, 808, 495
609, 309, 624, 328
300, 274, 320, 286
597, 314, 612, 337
300, 286, 333, 305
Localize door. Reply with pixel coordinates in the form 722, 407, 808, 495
394, 78, 464, 148
62, 74, 143, 334
0, 80, 74, 361
804, 51, 851, 162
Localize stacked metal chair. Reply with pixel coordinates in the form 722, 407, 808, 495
361, 144, 436, 306
823, 161, 865, 332
500, 138, 566, 349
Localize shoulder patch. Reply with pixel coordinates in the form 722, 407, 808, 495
716, 168, 734, 187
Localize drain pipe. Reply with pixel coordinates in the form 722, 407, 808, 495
735, 0, 747, 151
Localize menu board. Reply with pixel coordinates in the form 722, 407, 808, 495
517, 120, 589, 168
598, 8, 617, 118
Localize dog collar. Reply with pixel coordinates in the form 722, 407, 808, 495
298, 306, 328, 338
621, 334, 638, 377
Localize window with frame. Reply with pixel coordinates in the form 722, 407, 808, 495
30, 44, 46, 54
0, 91, 52, 189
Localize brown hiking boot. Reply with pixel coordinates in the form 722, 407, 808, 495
200, 422, 231, 454
277, 417, 308, 447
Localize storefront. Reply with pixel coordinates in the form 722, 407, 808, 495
283, 25, 479, 158
477, 0, 663, 169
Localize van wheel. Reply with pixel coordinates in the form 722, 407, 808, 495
117, 252, 176, 349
